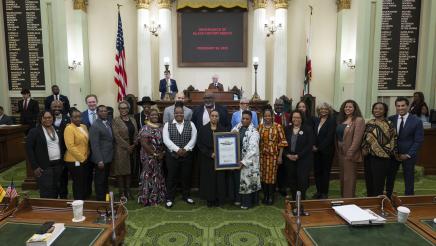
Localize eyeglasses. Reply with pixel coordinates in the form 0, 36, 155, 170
119, 107, 129, 110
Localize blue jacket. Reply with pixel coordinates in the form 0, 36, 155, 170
231, 110, 258, 129
388, 114, 424, 158
159, 79, 178, 99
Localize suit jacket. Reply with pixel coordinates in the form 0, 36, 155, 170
283, 125, 314, 164
81, 109, 97, 129
388, 114, 424, 158
192, 104, 229, 130
89, 119, 114, 164
0, 114, 13, 125
231, 110, 259, 129
159, 79, 178, 99
163, 105, 193, 124
17, 98, 39, 127
64, 123, 90, 163
335, 117, 365, 162
44, 94, 70, 114
26, 125, 65, 170
314, 116, 336, 154
208, 82, 224, 91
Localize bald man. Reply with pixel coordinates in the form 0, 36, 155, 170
163, 92, 193, 124
207, 74, 224, 91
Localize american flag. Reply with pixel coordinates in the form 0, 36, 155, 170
5, 179, 18, 199
114, 10, 127, 102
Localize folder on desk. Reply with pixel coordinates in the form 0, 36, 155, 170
333, 204, 385, 225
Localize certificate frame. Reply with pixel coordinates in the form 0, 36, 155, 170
213, 132, 241, 170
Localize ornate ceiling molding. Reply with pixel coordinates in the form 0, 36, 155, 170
136, 0, 151, 9
336, 0, 351, 12
252, 0, 267, 10
274, 0, 288, 9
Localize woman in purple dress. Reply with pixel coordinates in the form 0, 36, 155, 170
138, 108, 166, 206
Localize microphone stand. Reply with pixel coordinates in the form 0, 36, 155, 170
109, 192, 116, 245
295, 191, 302, 246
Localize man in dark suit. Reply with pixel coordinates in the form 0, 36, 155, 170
44, 85, 70, 114
159, 70, 178, 100
0, 106, 13, 125
191, 93, 228, 130
207, 74, 224, 91
81, 94, 99, 198
89, 105, 114, 201
134, 96, 156, 129
51, 100, 70, 198
386, 97, 424, 197
17, 88, 39, 132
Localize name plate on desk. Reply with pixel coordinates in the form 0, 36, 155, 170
213, 132, 240, 170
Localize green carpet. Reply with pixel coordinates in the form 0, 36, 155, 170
1, 162, 436, 246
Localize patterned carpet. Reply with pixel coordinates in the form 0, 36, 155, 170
1, 162, 436, 246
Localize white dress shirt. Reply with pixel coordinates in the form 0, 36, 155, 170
42, 127, 61, 161
202, 106, 212, 126
54, 115, 62, 128
163, 120, 197, 152
53, 95, 60, 101
88, 109, 97, 125
397, 113, 409, 133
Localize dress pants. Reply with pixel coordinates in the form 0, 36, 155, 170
94, 162, 111, 201
165, 152, 193, 201
85, 161, 95, 199
276, 161, 287, 192
59, 165, 69, 199
365, 155, 391, 196
386, 157, 416, 197
286, 160, 311, 200
337, 154, 358, 198
66, 161, 88, 200
229, 170, 241, 203
37, 160, 63, 199
313, 151, 334, 196
241, 192, 258, 208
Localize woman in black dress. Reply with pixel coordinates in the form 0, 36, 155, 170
197, 110, 227, 207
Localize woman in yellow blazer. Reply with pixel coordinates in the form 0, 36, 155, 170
64, 108, 90, 200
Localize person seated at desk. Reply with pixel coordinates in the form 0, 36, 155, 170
16, 88, 40, 132
409, 92, 430, 123
208, 74, 224, 91
159, 70, 178, 100
0, 106, 13, 125
192, 93, 228, 130
163, 92, 193, 124
231, 98, 259, 128
44, 85, 70, 115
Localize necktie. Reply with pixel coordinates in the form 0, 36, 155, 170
24, 99, 28, 111
91, 112, 97, 124
399, 116, 404, 136
56, 95, 59, 100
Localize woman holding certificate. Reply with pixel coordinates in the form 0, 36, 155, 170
232, 110, 261, 209
283, 110, 314, 201
258, 107, 287, 205
197, 110, 227, 207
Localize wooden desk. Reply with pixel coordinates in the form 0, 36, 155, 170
0, 197, 18, 222
187, 91, 235, 101
0, 125, 27, 172
1, 198, 127, 245
418, 128, 436, 175
392, 195, 436, 241
283, 196, 435, 245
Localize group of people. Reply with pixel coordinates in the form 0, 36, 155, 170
0, 85, 428, 210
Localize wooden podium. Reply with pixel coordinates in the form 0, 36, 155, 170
0, 125, 27, 172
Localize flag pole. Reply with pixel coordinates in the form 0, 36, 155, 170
307, 5, 313, 95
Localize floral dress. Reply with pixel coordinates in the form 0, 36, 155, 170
137, 124, 166, 206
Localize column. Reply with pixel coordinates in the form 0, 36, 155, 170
0, 2, 10, 112
158, 0, 173, 77
272, 0, 288, 101
67, 0, 90, 110
137, 0, 153, 98
251, 0, 267, 99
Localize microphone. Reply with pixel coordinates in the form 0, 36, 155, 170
295, 191, 302, 246
109, 192, 116, 244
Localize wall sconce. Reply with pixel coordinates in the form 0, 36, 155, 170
144, 21, 161, 37
343, 59, 356, 69
68, 60, 82, 70
264, 17, 282, 37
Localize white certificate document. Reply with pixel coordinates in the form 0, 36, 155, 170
218, 137, 237, 165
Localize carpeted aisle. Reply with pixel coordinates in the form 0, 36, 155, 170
1, 162, 436, 246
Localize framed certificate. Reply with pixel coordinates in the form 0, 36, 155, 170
213, 132, 241, 170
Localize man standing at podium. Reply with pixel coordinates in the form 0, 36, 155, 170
159, 70, 178, 100
208, 74, 224, 91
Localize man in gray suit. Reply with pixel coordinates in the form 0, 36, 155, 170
0, 106, 13, 125
163, 92, 193, 124
89, 105, 114, 201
